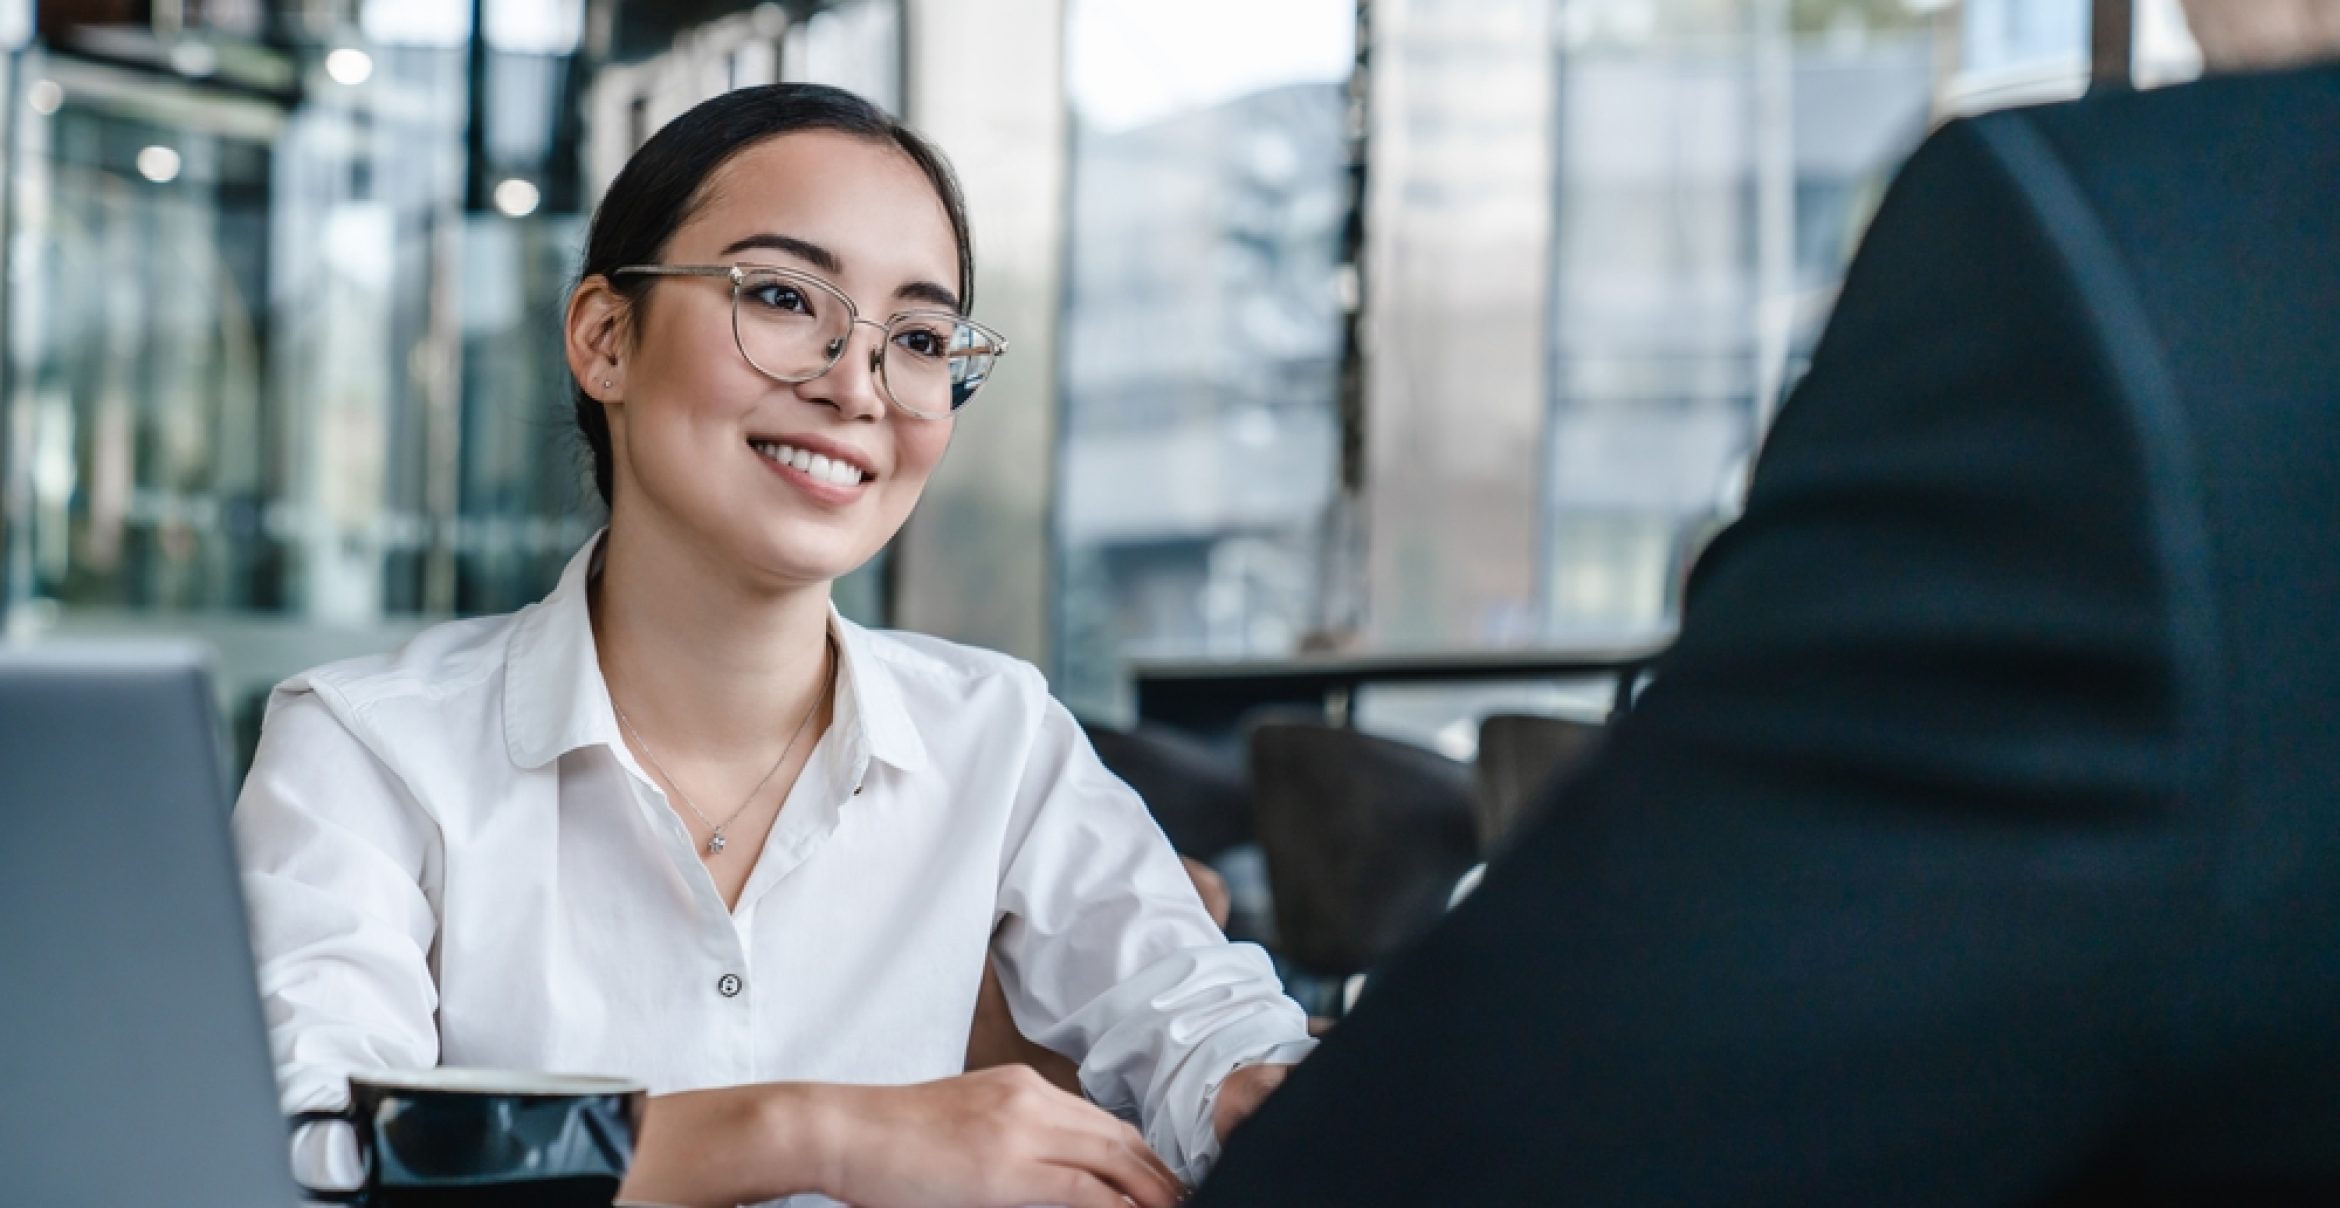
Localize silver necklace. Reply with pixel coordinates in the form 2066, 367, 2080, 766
613, 640, 833, 856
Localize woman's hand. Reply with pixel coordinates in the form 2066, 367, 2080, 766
822, 1066, 1186, 1208
1212, 1062, 1295, 1143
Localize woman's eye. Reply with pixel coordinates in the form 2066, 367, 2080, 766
894, 326, 948, 358
748, 284, 812, 314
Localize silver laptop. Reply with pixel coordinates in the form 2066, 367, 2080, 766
0, 643, 299, 1203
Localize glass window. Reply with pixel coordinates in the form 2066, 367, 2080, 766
1361, 0, 1559, 652
1344, 0, 2099, 748
1542, 0, 1944, 633
1054, 0, 1356, 718
1066, 0, 2115, 740
1942, 0, 2090, 112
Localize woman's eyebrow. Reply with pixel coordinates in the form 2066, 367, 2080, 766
896, 280, 960, 311
722, 232, 960, 312
721, 232, 842, 274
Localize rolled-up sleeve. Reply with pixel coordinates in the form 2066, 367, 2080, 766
989, 680, 1316, 1183
232, 682, 443, 1179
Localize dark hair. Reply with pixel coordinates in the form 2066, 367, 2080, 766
571, 83, 975, 507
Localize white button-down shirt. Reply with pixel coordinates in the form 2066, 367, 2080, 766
234, 535, 1313, 1203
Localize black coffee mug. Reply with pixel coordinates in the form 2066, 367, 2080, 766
289, 1067, 646, 1208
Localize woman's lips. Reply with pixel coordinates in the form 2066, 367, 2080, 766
750, 439, 872, 505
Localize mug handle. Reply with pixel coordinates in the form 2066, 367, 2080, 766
288, 1107, 371, 1206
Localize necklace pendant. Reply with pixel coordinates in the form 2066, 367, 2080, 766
706, 831, 727, 855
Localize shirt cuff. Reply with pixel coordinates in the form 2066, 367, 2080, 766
1179, 1035, 1321, 1185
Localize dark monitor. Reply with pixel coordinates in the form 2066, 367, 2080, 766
0, 644, 297, 1204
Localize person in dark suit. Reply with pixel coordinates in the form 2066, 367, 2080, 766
1195, 25, 2340, 1207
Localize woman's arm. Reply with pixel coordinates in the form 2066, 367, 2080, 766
988, 682, 1317, 1184
1211, 1062, 1291, 1142
233, 685, 444, 1183
964, 856, 1232, 1096
620, 1068, 1185, 1208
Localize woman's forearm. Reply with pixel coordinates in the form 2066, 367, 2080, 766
620, 1069, 1185, 1208
620, 1082, 840, 1207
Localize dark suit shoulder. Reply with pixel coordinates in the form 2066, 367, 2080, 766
1961, 66, 2340, 403
2012, 62, 2340, 185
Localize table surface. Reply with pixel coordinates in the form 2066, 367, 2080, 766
1129, 632, 1675, 736
1129, 633, 1675, 685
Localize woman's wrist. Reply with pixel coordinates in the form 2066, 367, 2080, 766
624, 1082, 848, 1207
776, 1080, 855, 1200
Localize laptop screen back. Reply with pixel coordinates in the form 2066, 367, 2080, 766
0, 645, 297, 1203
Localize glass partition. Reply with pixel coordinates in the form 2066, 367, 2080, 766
2, 40, 499, 751
9, 58, 287, 618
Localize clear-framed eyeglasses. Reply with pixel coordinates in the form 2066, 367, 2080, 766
611, 263, 1009, 420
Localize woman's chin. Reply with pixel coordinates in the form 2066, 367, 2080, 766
734, 537, 878, 591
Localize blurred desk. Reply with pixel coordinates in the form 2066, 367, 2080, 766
1131, 635, 1674, 741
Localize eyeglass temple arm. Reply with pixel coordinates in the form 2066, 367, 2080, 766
610, 266, 735, 280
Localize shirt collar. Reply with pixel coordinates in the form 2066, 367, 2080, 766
503, 530, 930, 776
828, 610, 930, 776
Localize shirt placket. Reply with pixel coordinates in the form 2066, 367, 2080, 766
715, 907, 758, 1087
733, 739, 873, 1081
612, 751, 763, 1084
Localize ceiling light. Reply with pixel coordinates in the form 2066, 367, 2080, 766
492, 178, 541, 217
136, 145, 182, 183
168, 40, 219, 76
326, 47, 375, 86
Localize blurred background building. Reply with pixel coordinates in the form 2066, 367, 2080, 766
0, 0, 2205, 763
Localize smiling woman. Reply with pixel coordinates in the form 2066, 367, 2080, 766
232, 84, 1313, 1208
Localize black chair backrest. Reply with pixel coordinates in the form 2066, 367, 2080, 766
1248, 721, 1478, 979
1081, 719, 1254, 861
1473, 713, 1606, 853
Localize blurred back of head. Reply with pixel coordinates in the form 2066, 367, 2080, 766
2181, 0, 2340, 72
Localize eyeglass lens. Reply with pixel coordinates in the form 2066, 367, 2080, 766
733, 269, 997, 413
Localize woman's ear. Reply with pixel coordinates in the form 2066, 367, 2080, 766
564, 276, 631, 403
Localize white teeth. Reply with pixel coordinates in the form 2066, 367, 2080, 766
751, 440, 867, 486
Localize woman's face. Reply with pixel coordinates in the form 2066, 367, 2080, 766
593, 130, 963, 589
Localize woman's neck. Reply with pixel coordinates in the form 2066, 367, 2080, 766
589, 514, 835, 760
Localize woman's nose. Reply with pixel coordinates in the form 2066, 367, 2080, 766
810, 319, 889, 418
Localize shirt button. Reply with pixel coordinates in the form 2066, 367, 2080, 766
717, 973, 742, 998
